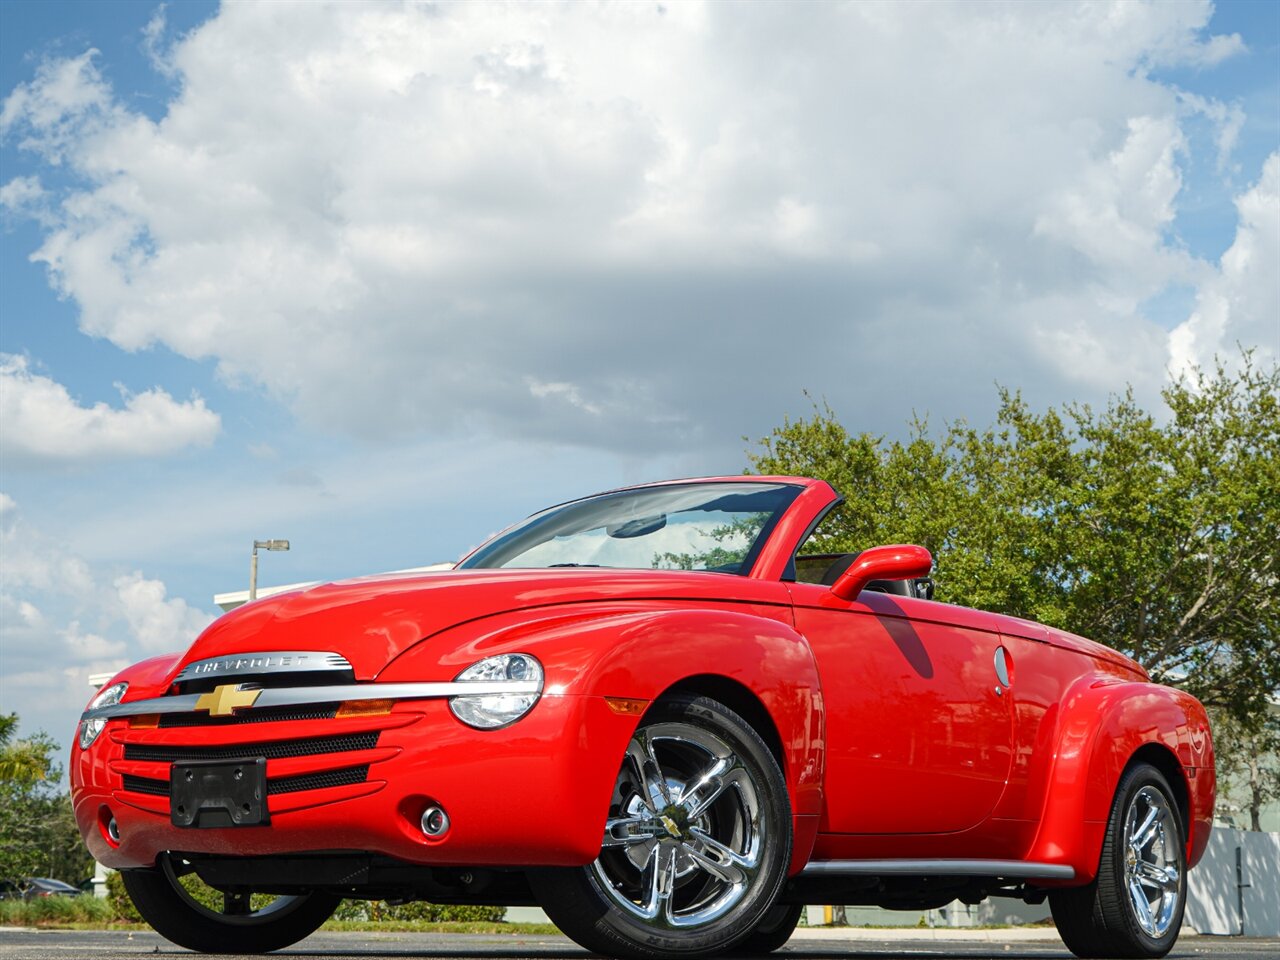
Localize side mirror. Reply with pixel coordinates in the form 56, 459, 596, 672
830, 544, 933, 601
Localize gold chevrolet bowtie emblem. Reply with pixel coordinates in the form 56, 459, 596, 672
194, 684, 262, 717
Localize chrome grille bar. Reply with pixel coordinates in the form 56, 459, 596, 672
81, 680, 543, 722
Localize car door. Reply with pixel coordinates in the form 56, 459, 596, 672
789, 582, 1014, 834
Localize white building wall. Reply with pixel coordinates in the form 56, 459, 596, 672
1186, 828, 1280, 937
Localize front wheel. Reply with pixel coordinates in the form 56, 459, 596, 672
1050, 763, 1187, 958
740, 902, 804, 954
122, 854, 339, 953
534, 695, 792, 960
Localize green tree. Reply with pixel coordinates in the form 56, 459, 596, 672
748, 356, 1280, 728
0, 715, 95, 885
1210, 707, 1280, 832
0, 715, 53, 784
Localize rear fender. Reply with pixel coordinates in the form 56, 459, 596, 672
1027, 678, 1214, 881
380, 603, 825, 870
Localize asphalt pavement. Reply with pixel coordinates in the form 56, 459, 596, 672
0, 928, 1275, 960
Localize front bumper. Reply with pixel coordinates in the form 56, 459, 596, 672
73, 694, 636, 871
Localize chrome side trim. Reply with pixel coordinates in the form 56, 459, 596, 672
80, 680, 543, 722
800, 859, 1075, 880
175, 651, 352, 683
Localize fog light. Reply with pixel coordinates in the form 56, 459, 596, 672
420, 805, 449, 837
107, 817, 120, 843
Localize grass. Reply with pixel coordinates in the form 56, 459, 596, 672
321, 920, 563, 935
0, 901, 561, 935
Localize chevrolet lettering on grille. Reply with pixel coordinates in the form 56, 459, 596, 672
191, 655, 311, 677
174, 651, 352, 683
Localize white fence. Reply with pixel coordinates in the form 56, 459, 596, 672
1186, 827, 1280, 937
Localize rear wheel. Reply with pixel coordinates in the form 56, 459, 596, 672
122, 854, 339, 953
1050, 763, 1186, 959
535, 695, 792, 960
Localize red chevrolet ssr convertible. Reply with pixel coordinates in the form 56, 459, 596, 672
74, 477, 1214, 958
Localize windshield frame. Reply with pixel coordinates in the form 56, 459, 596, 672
458, 480, 805, 576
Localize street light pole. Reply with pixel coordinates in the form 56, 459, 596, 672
250, 539, 290, 601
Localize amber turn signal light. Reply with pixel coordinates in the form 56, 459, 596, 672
604, 697, 648, 716
128, 715, 160, 729
336, 699, 395, 718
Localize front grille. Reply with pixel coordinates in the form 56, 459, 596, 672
122, 774, 170, 796
267, 766, 370, 795
178, 669, 356, 695
120, 765, 371, 798
124, 733, 378, 763
158, 704, 339, 728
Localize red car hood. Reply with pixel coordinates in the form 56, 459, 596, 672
174, 568, 789, 681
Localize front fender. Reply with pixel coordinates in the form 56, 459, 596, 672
380, 601, 825, 869
70, 652, 183, 856
1026, 678, 1214, 881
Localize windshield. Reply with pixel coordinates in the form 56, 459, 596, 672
459, 481, 801, 575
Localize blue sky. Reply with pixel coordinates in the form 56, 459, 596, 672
1, 0, 1277, 761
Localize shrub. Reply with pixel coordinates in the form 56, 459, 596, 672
0, 893, 114, 925
331, 898, 505, 922
382, 900, 505, 923
104, 870, 140, 923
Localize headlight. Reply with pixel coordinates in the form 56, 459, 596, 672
78, 682, 128, 750
448, 654, 542, 729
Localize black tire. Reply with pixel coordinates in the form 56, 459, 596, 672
1050, 763, 1187, 959
122, 855, 339, 953
534, 695, 792, 960
740, 902, 804, 954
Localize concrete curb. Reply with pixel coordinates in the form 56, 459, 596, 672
789, 926, 1066, 942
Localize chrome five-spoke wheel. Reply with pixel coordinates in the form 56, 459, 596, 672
1050, 763, 1187, 959
596, 723, 764, 927
535, 695, 791, 960
1123, 785, 1181, 939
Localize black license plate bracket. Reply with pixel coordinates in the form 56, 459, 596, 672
171, 758, 269, 828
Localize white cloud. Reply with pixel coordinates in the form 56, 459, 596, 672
0, 0, 1267, 458
1169, 153, 1280, 378
0, 174, 46, 218
0, 496, 214, 757
140, 5, 178, 79
0, 49, 113, 163
0, 354, 221, 465
1034, 115, 1193, 292
114, 571, 213, 653
527, 378, 603, 416
0, 493, 96, 596
1175, 31, 1245, 69
61, 620, 126, 660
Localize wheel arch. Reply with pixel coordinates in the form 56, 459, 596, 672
654, 673, 824, 872
380, 601, 827, 872
574, 609, 826, 875
1026, 678, 1212, 882
1125, 743, 1190, 844
657, 674, 785, 774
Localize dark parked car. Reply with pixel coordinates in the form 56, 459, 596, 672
14, 877, 82, 899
